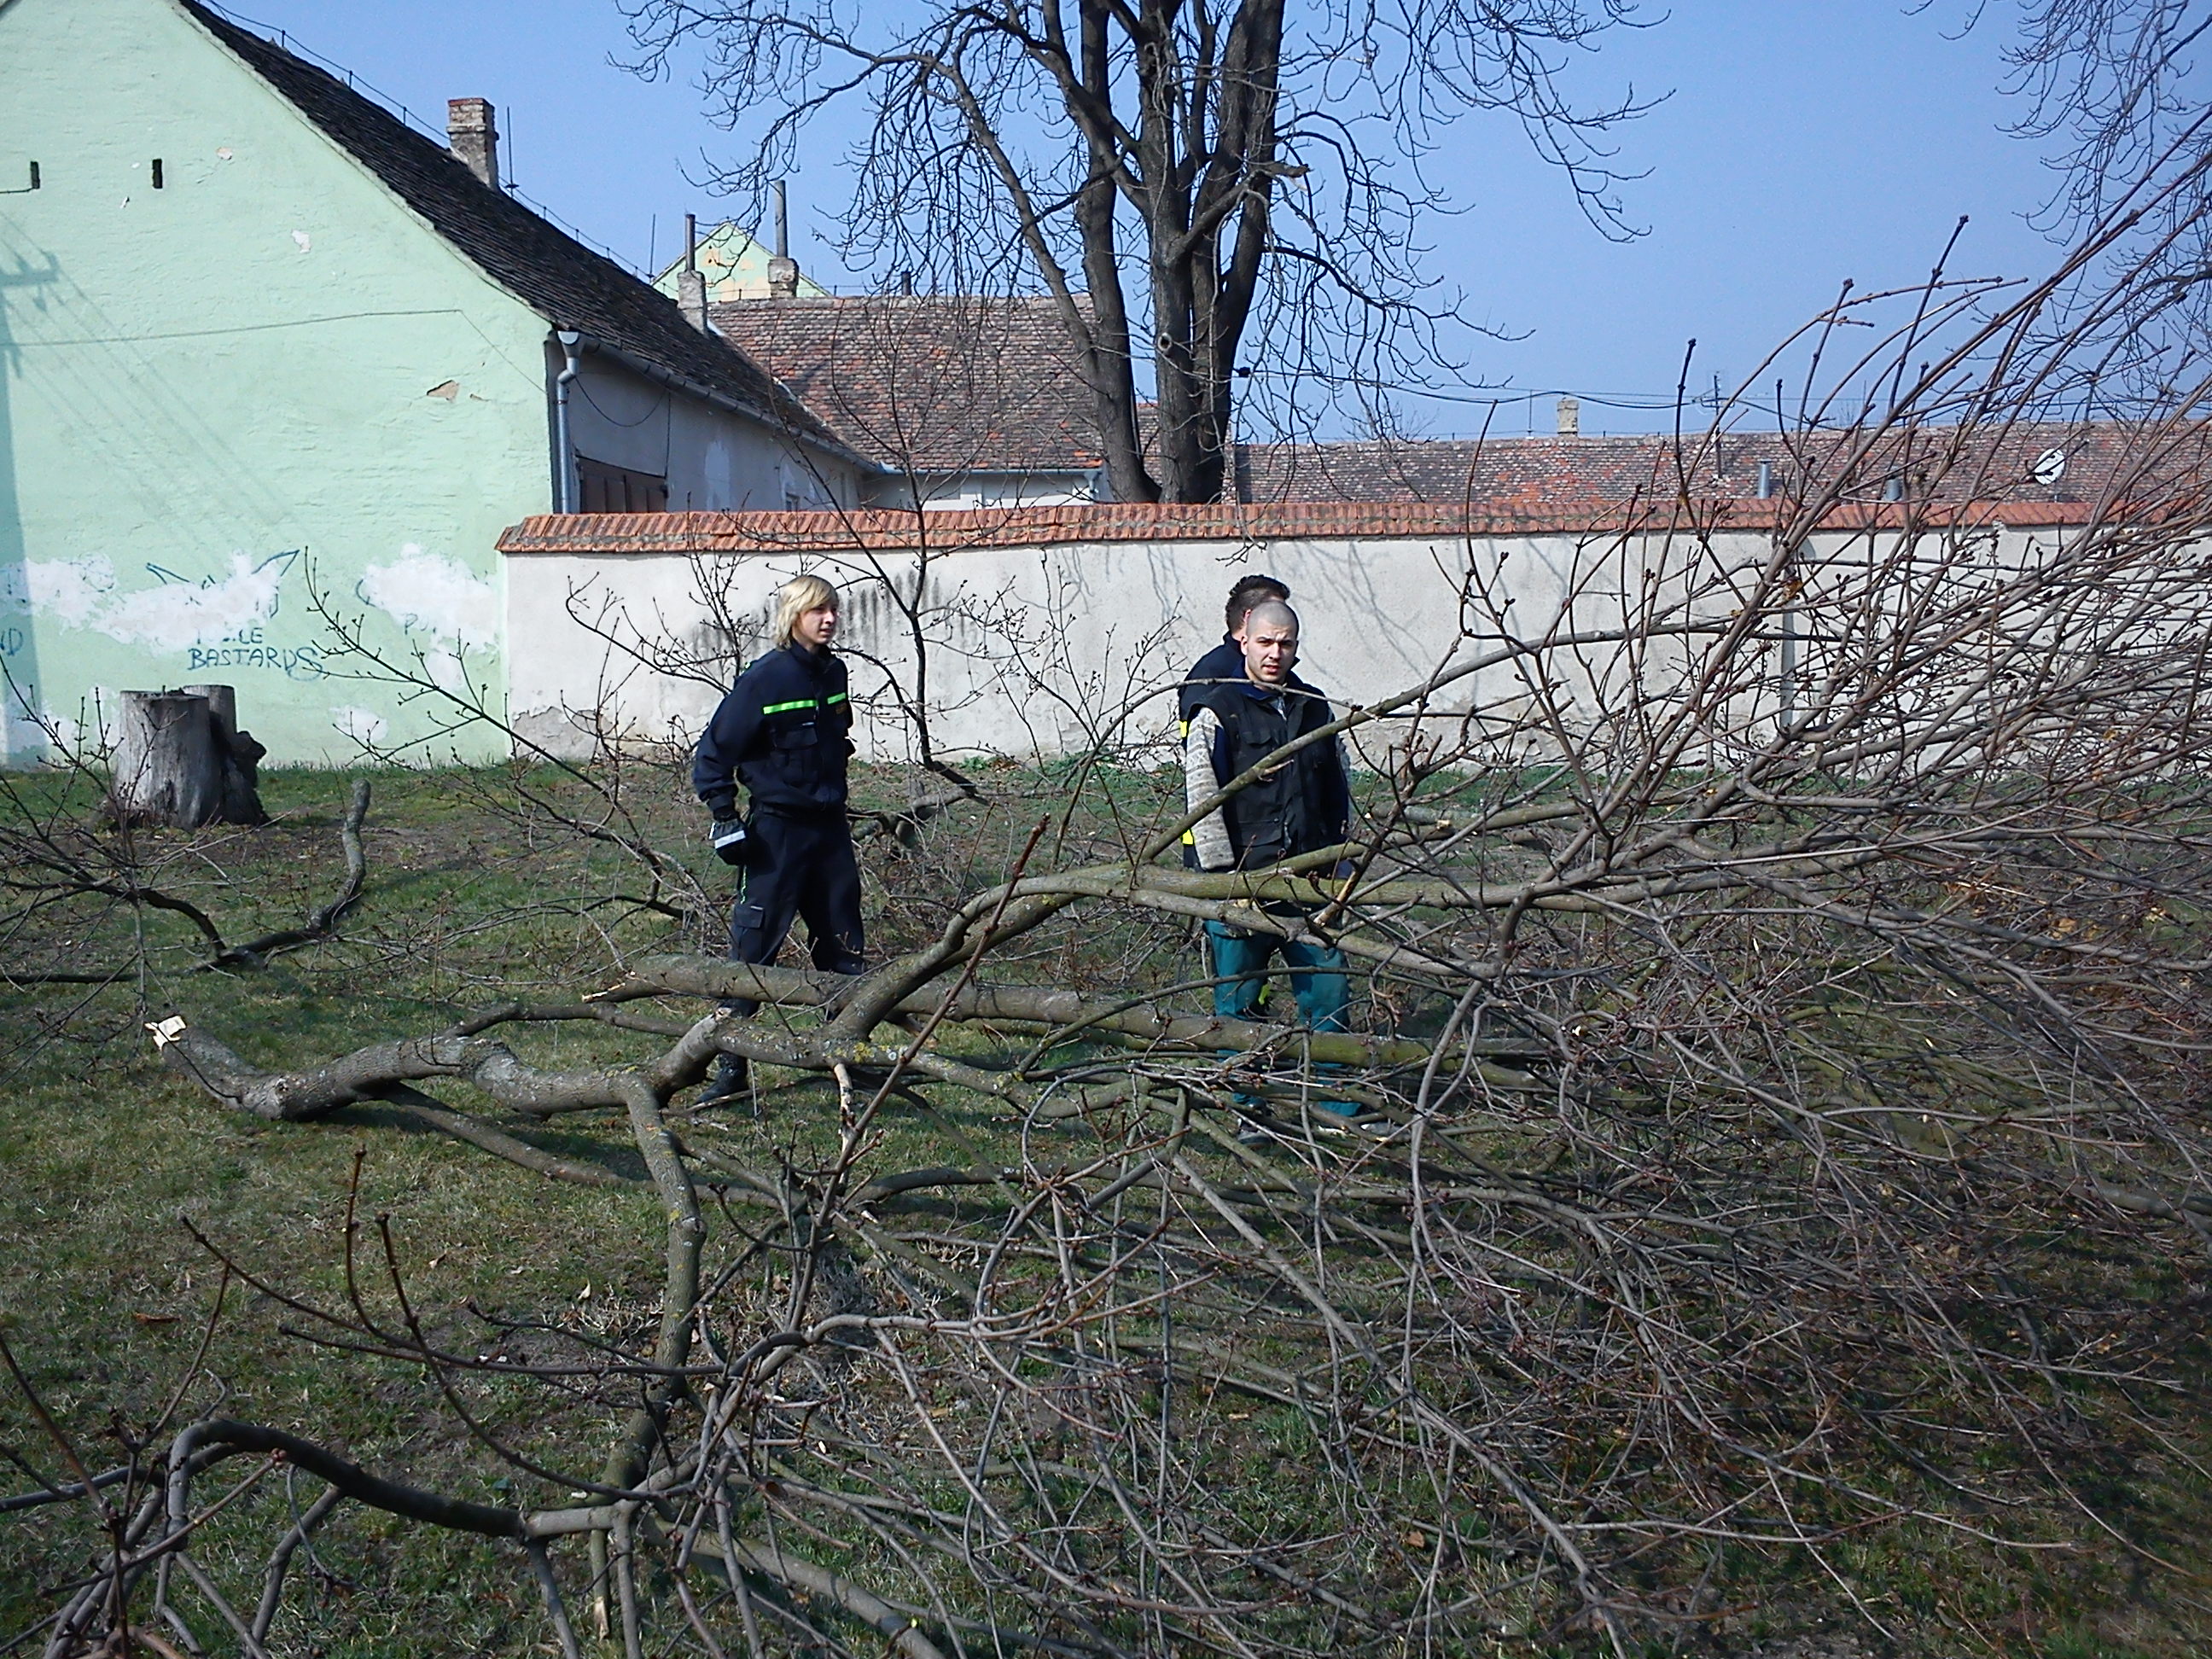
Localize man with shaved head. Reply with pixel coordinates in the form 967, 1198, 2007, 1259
1179, 573, 1290, 725
1182, 599, 1356, 1118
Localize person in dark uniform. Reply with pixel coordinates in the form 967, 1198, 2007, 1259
1182, 600, 1357, 1118
691, 573, 863, 1102
1178, 573, 1290, 725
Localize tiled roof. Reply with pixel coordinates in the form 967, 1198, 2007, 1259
1238, 422, 2184, 513
708, 295, 1104, 474
180, 3, 843, 452
498, 488, 2113, 557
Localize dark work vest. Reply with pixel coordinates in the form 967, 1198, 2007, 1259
1194, 677, 1346, 869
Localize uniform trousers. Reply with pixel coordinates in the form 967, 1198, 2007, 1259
725, 810, 864, 1015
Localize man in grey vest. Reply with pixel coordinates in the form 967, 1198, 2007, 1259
1181, 602, 1355, 1112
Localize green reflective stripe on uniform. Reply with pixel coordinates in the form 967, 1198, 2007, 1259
759, 698, 819, 715
824, 692, 849, 705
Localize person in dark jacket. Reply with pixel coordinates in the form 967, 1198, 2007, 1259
1179, 573, 1290, 875
1182, 601, 1353, 1062
691, 573, 863, 1101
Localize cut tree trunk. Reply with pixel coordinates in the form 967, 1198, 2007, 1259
112, 692, 221, 827
111, 685, 267, 828
181, 683, 268, 824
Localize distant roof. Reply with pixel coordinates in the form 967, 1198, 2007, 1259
497, 416, 2198, 552
652, 223, 830, 304
1237, 424, 2165, 512
179, 2, 845, 453
710, 295, 1105, 474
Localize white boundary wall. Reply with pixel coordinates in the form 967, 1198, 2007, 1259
502, 519, 2071, 768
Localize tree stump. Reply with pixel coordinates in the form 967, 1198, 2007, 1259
111, 686, 268, 828
112, 692, 221, 827
181, 683, 269, 825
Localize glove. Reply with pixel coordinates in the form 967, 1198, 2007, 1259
710, 817, 752, 866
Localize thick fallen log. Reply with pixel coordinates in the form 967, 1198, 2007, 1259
602, 954, 1545, 1081
148, 1018, 631, 1121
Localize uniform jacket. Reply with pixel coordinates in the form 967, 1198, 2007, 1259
693, 643, 853, 819
1182, 668, 1350, 871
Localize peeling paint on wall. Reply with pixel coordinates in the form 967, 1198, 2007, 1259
2, 556, 118, 630
330, 705, 388, 746
3, 550, 300, 654
358, 545, 500, 696
358, 546, 498, 649
102, 550, 300, 651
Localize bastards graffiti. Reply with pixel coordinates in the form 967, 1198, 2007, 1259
1, 548, 326, 680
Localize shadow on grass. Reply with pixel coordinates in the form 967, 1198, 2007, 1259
331, 1102, 653, 1185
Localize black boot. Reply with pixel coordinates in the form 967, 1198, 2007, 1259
696, 1054, 749, 1105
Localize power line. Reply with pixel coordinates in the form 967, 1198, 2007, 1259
195, 1, 654, 279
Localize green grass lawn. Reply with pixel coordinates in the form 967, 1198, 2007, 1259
3, 760, 2208, 1657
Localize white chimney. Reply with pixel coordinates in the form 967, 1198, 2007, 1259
766, 179, 800, 299
678, 212, 713, 332
1556, 395, 1580, 439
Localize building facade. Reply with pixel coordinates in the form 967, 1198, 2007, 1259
0, 0, 865, 765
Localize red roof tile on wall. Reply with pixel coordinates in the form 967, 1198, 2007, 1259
498, 494, 2104, 557
1235, 422, 2183, 510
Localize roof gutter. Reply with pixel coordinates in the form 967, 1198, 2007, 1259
558, 331, 885, 479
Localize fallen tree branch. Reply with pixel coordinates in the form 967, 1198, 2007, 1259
368, 1085, 647, 1189
167, 1419, 522, 1540
603, 955, 1540, 1075
207, 780, 372, 969
0, 1464, 132, 1515
686, 1531, 951, 1659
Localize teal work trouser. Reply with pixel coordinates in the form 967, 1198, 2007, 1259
1204, 920, 1348, 1031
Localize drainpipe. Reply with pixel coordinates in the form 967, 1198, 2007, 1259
1761, 454, 1798, 728
553, 329, 584, 512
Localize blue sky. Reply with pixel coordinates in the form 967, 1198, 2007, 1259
211, 1, 2069, 434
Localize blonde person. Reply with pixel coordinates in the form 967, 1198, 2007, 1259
690, 574, 862, 1101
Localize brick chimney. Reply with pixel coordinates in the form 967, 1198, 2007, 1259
1556, 395, 1580, 439
447, 98, 499, 189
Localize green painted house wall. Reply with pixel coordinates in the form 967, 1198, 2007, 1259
0, 0, 550, 765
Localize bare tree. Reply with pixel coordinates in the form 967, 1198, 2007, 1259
12, 173, 2212, 1656
1988, 0, 2212, 364
2000, 0, 2212, 229
620, 0, 1653, 502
